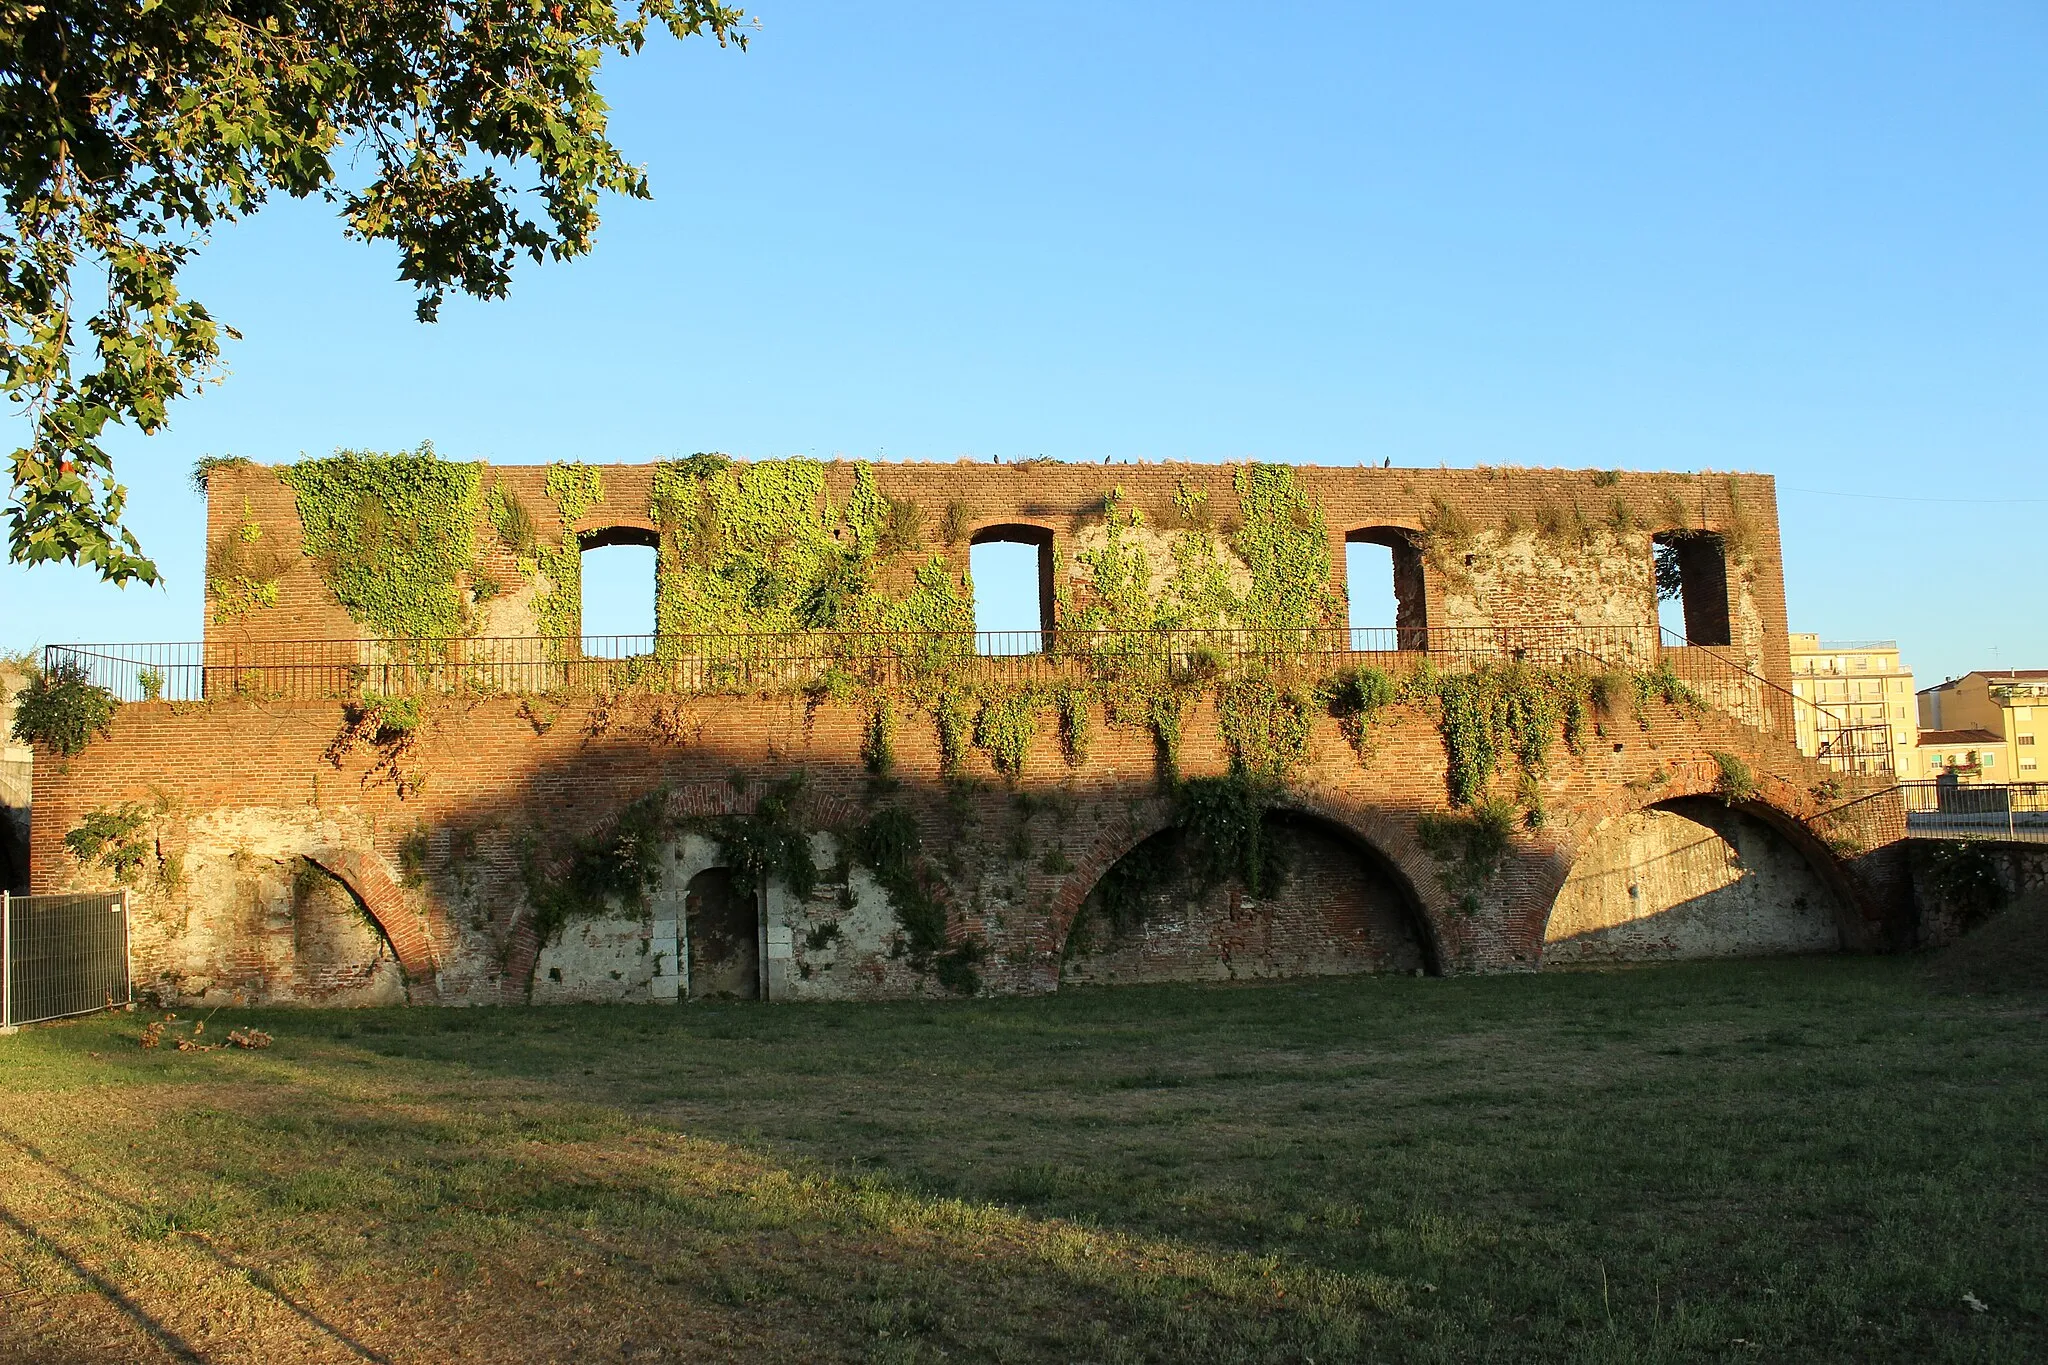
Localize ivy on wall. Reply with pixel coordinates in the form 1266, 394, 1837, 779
648, 457, 971, 645
279, 447, 483, 640
1230, 464, 1341, 634
206, 499, 286, 625
529, 462, 605, 645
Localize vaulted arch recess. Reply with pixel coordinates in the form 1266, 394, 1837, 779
1061, 809, 1435, 985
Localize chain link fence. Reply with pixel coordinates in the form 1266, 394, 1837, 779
2, 890, 131, 1032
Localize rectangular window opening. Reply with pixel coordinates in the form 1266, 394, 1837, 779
1345, 529, 1427, 650
1652, 532, 1733, 646
970, 535, 1053, 655
579, 540, 658, 653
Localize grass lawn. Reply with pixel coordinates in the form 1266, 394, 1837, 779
0, 957, 2042, 1363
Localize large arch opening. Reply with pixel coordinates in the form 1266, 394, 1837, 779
1545, 797, 1844, 964
969, 524, 1055, 654
578, 526, 659, 651
1061, 809, 1434, 985
1344, 528, 1427, 651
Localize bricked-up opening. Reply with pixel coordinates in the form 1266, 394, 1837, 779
1652, 532, 1732, 646
578, 527, 659, 647
685, 866, 759, 1000
969, 524, 1055, 654
289, 858, 406, 1006
1344, 529, 1427, 650
1062, 810, 1435, 984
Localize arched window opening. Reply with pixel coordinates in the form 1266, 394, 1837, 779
578, 527, 658, 653
969, 524, 1054, 655
1652, 532, 1731, 647
1344, 528, 1427, 651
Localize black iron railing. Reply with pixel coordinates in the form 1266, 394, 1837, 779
1897, 781, 2048, 844
43, 621, 1893, 775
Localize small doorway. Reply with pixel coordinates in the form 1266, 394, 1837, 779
685, 867, 759, 1000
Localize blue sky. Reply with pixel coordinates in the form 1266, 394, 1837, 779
3, 2, 2042, 685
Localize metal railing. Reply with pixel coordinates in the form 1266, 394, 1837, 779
2, 890, 131, 1032
44, 622, 1889, 774
1899, 781, 2048, 845
48, 625, 1666, 703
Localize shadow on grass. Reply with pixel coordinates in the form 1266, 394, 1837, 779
0, 958, 2042, 1362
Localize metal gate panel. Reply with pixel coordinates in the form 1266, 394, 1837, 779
2, 890, 131, 1031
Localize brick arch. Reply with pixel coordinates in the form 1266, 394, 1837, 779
497, 780, 865, 1002
1034, 791, 1453, 985
1525, 760, 1878, 963
299, 848, 441, 994
575, 521, 659, 549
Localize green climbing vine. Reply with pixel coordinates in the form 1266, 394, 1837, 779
845, 803, 983, 993
279, 447, 483, 640
1230, 463, 1341, 635
324, 693, 427, 798
529, 463, 606, 645
206, 499, 286, 625
1216, 676, 1313, 781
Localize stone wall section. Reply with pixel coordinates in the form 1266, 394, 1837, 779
1061, 817, 1429, 985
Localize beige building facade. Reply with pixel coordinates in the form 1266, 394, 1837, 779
1918, 671, 2048, 782
1787, 634, 1915, 776
1914, 728, 2011, 784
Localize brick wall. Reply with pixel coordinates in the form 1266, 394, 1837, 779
203, 460, 1794, 688
16, 457, 1881, 1005
29, 676, 1907, 1005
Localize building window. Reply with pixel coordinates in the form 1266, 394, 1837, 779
1651, 532, 1732, 646
577, 528, 658, 647
1346, 528, 1428, 650
1984, 753, 1997, 769
969, 525, 1054, 653
2020, 735, 2036, 747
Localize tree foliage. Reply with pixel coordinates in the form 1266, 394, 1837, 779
0, 0, 747, 583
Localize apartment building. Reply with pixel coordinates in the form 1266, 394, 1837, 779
1914, 729, 2011, 783
1919, 670, 2048, 781
1787, 634, 1915, 775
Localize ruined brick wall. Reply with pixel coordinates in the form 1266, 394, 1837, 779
1908, 840, 2048, 949
20, 457, 1865, 1006
29, 675, 1899, 1006
202, 460, 1793, 687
